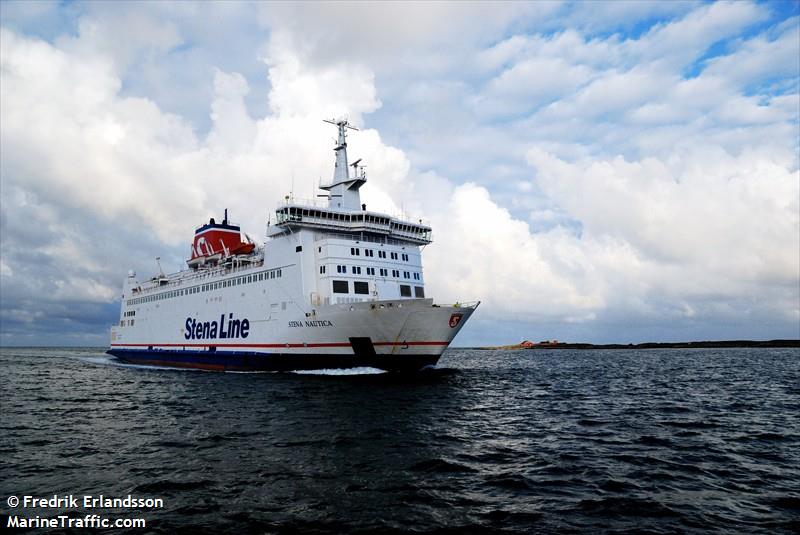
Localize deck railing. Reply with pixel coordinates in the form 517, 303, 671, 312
132, 252, 267, 295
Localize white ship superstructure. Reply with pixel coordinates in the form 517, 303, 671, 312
108, 119, 478, 371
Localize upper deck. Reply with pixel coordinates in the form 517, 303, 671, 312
267, 118, 432, 246
272, 197, 432, 245
128, 250, 267, 299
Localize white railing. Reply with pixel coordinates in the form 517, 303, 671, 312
276, 197, 431, 228
277, 196, 334, 210
132, 251, 267, 295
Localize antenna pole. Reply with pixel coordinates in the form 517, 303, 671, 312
323, 118, 358, 183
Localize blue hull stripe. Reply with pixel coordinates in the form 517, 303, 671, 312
107, 348, 439, 372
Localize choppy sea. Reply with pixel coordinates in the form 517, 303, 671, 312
1, 347, 798, 534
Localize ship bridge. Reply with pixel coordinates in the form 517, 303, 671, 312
269, 118, 432, 246
271, 199, 432, 245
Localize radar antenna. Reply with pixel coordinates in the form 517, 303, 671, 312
320, 117, 366, 209
323, 117, 359, 131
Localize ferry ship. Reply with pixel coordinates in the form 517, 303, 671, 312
107, 119, 479, 371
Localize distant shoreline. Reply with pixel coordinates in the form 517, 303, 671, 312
466, 339, 800, 350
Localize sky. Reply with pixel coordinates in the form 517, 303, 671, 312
0, 0, 798, 346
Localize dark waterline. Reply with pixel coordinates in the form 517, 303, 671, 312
1, 347, 798, 533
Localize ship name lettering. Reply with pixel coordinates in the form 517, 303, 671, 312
287, 320, 333, 328
185, 313, 250, 340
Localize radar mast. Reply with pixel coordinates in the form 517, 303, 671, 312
319, 118, 366, 210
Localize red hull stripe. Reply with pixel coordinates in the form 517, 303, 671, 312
109, 341, 449, 348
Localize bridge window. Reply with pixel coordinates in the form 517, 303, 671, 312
415, 286, 425, 298
400, 285, 411, 297
333, 280, 349, 294
354, 281, 369, 295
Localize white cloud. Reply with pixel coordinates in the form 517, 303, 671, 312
1, 1, 798, 345
624, 0, 767, 69
476, 57, 594, 117
703, 19, 800, 88
424, 183, 606, 317
528, 148, 799, 290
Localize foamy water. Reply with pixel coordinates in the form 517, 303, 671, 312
289, 366, 387, 375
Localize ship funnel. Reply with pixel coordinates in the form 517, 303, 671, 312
187, 212, 254, 269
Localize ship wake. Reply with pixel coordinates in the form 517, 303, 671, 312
289, 367, 387, 376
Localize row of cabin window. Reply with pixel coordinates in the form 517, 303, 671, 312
283, 207, 428, 236
126, 269, 282, 306
286, 207, 391, 226
331, 280, 424, 298
326, 265, 420, 280
350, 247, 410, 262
124, 310, 136, 317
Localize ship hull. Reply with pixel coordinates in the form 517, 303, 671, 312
107, 347, 440, 372
108, 299, 477, 372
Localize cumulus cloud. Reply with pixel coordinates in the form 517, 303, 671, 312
1, 1, 798, 345
0, 18, 411, 344
527, 148, 798, 304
